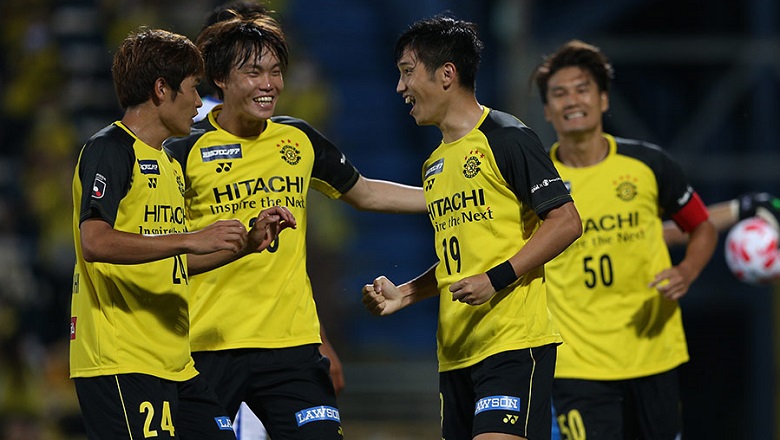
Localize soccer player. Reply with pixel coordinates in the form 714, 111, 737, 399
164, 14, 426, 440
70, 28, 295, 440
361, 16, 582, 440
193, 5, 347, 439
531, 39, 718, 439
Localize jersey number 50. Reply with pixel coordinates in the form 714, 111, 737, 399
583, 254, 613, 288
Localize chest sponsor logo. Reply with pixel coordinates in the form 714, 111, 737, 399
424, 159, 444, 191
278, 139, 301, 165
425, 158, 444, 180
474, 395, 520, 415
614, 175, 638, 201
91, 173, 107, 199
295, 405, 340, 426
463, 149, 484, 178
200, 144, 242, 162
138, 159, 160, 175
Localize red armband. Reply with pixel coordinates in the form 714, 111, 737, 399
671, 191, 709, 233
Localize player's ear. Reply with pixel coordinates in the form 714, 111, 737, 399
441, 62, 457, 87
152, 77, 168, 105
600, 90, 609, 112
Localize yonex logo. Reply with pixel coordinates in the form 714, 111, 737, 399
138, 159, 160, 175
148, 178, 157, 188
201, 144, 242, 162
216, 162, 232, 173
474, 395, 520, 415
295, 406, 340, 426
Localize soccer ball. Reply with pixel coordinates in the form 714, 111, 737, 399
724, 217, 780, 285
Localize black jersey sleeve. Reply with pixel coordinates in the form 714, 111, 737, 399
273, 116, 360, 195
77, 126, 135, 227
614, 138, 693, 216
487, 124, 572, 218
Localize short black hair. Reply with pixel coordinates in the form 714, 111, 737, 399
394, 15, 483, 92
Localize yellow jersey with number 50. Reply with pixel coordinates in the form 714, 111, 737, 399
548, 133, 691, 380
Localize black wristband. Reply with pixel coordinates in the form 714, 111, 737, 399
486, 260, 517, 292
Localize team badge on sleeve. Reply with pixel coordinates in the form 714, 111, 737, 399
91, 174, 107, 199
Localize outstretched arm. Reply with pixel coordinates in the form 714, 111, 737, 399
340, 176, 427, 214
664, 200, 736, 246
362, 263, 439, 316
664, 192, 780, 247
449, 201, 582, 306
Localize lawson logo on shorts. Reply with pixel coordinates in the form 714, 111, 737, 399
138, 159, 160, 175
474, 395, 521, 415
295, 405, 340, 426
200, 144, 243, 162
214, 416, 233, 431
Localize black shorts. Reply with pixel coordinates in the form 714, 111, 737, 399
74, 374, 236, 440
440, 344, 557, 440
553, 368, 681, 440
193, 344, 342, 440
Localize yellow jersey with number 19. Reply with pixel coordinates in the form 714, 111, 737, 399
423, 107, 571, 372
70, 122, 197, 381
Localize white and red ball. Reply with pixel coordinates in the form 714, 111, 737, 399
724, 217, 780, 285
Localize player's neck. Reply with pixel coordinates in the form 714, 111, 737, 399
216, 106, 268, 138
121, 108, 167, 150
439, 96, 483, 144
556, 131, 608, 168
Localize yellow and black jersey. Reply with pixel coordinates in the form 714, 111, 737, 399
70, 122, 196, 381
165, 108, 360, 352
422, 107, 571, 372
547, 133, 693, 380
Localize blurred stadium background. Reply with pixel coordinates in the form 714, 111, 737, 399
1, 0, 779, 438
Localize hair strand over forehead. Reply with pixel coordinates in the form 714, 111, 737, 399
196, 16, 289, 100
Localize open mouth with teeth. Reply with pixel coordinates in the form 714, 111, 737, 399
404, 95, 416, 113
254, 96, 273, 104
564, 111, 585, 120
